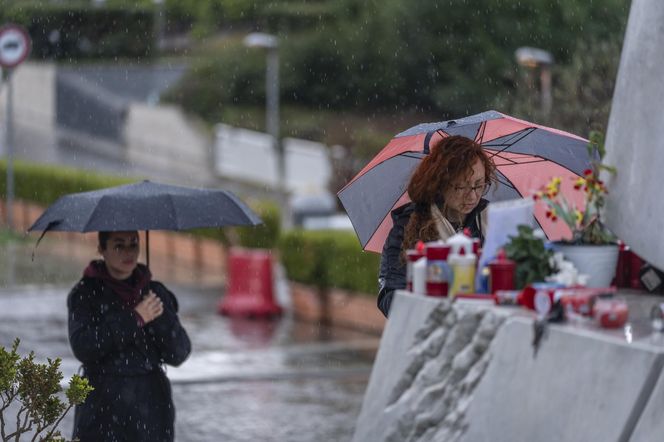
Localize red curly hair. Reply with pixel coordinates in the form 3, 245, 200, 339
402, 135, 496, 252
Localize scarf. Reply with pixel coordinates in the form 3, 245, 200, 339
430, 204, 459, 242
83, 260, 152, 308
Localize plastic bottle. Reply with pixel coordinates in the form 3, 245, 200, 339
447, 232, 473, 257
449, 247, 477, 296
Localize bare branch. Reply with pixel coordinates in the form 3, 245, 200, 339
41, 403, 73, 442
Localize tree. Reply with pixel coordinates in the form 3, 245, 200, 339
0, 339, 93, 442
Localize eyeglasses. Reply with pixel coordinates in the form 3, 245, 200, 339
111, 243, 139, 253
453, 182, 490, 196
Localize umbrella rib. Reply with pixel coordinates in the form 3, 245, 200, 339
491, 155, 550, 166
498, 158, 549, 166
494, 174, 517, 190
475, 121, 487, 143
488, 152, 520, 165
484, 127, 536, 155
82, 195, 108, 232
167, 194, 181, 230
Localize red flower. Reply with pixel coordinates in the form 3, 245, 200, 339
583, 169, 593, 176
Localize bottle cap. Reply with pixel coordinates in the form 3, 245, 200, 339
449, 253, 476, 265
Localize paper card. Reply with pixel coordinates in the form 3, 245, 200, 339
477, 198, 535, 287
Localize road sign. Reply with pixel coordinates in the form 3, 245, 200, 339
0, 24, 31, 69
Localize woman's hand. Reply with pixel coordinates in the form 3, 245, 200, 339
134, 291, 164, 324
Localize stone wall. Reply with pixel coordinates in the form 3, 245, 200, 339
355, 291, 664, 442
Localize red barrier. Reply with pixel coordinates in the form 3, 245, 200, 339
218, 248, 282, 317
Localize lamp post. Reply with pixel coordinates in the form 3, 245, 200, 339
515, 46, 554, 116
243, 32, 291, 227
153, 0, 165, 52
243, 33, 284, 192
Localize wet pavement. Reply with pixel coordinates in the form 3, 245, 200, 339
0, 240, 378, 441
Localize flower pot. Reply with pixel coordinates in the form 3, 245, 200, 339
552, 243, 620, 287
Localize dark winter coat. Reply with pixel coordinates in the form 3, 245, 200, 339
377, 200, 488, 317
67, 277, 191, 442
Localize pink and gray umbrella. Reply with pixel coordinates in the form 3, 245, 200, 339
338, 110, 593, 253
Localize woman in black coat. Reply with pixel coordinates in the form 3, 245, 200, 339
377, 135, 496, 317
68, 231, 191, 442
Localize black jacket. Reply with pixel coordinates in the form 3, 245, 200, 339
377, 200, 488, 317
68, 277, 191, 441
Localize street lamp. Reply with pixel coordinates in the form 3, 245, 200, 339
515, 46, 554, 116
243, 32, 284, 192
153, 0, 165, 52
243, 32, 291, 227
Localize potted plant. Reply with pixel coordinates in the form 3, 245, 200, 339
504, 225, 556, 289
534, 131, 619, 287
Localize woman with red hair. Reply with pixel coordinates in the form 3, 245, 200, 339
377, 135, 496, 316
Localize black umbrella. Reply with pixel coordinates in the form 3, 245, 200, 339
28, 180, 263, 265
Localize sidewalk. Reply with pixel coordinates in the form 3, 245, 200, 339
0, 281, 378, 441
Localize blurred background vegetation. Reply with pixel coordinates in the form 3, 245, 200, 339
0, 0, 631, 169
0, 0, 631, 293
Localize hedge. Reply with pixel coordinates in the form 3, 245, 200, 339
0, 159, 133, 205
190, 200, 280, 249
278, 229, 380, 296
0, 160, 278, 249
1, 160, 377, 296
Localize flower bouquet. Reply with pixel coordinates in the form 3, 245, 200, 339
534, 131, 617, 245
534, 131, 619, 287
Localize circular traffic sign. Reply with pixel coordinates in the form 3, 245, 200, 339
0, 24, 31, 69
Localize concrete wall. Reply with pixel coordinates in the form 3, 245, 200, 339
0, 62, 56, 131
603, 0, 664, 270
214, 123, 332, 195
125, 103, 215, 186
0, 62, 58, 162
56, 70, 127, 143
354, 292, 664, 442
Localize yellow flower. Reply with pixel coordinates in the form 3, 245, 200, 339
574, 209, 583, 224
546, 177, 562, 193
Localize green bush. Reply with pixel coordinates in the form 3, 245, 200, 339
0, 159, 280, 248
278, 229, 379, 295
0, 338, 93, 442
0, 1, 155, 60
0, 160, 133, 206
236, 200, 281, 249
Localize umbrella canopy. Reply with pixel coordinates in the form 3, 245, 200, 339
338, 110, 594, 253
29, 180, 263, 264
